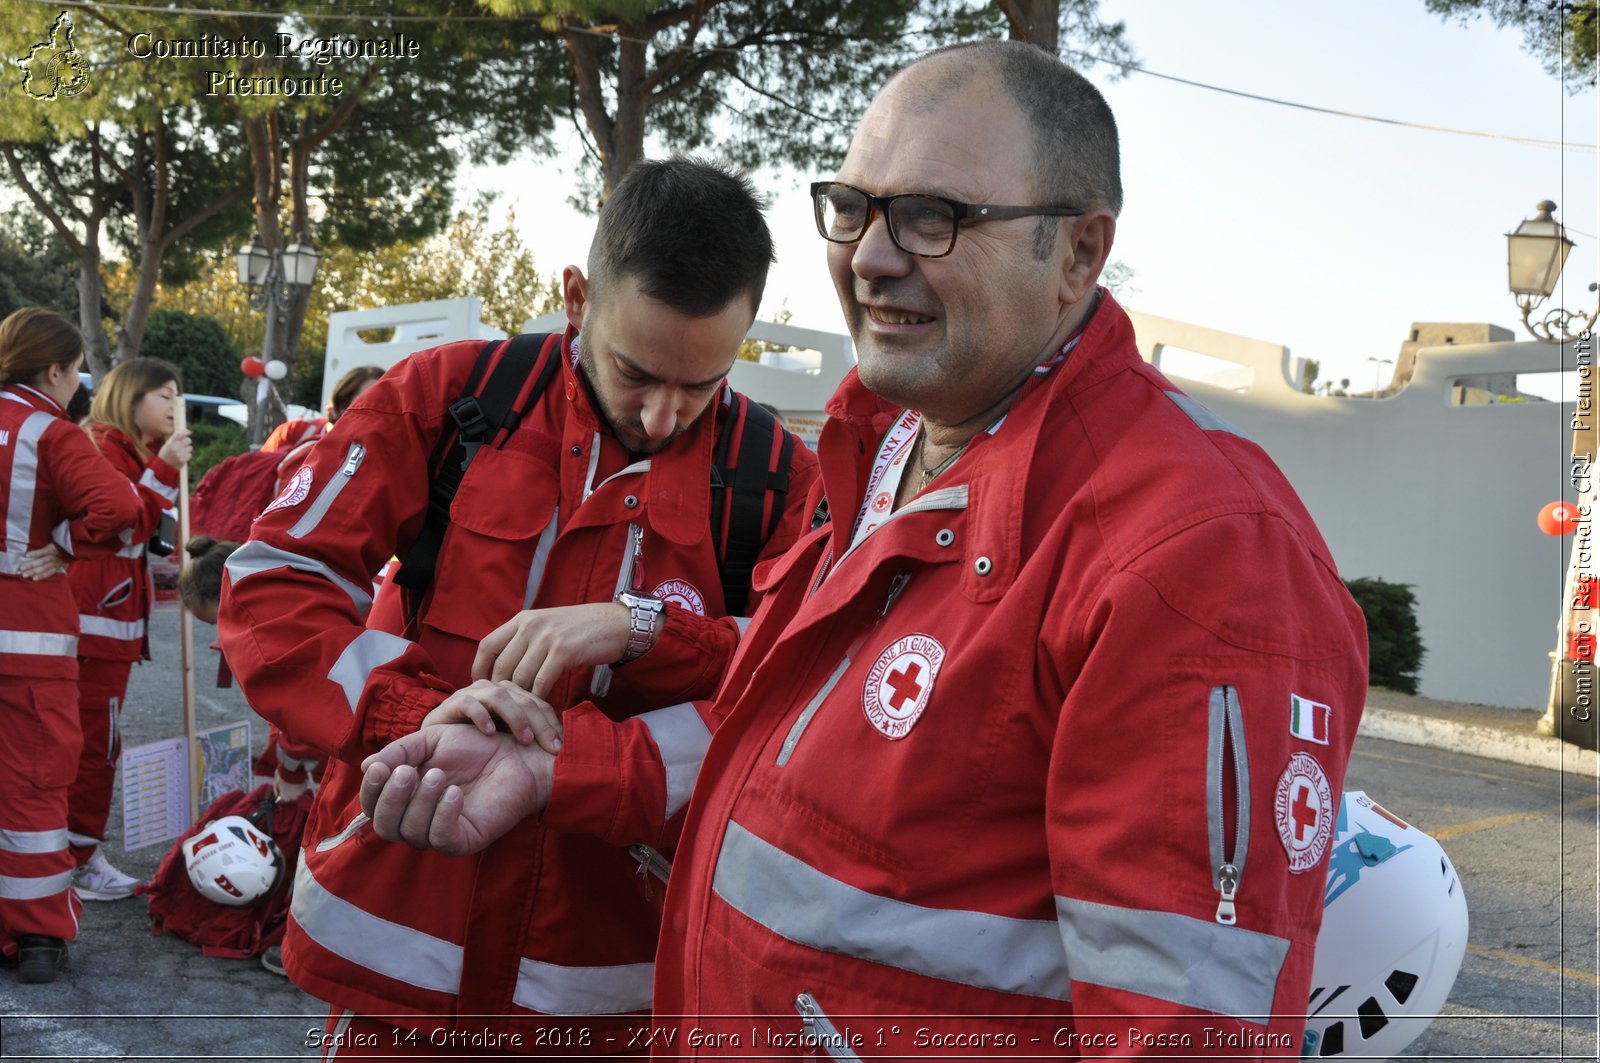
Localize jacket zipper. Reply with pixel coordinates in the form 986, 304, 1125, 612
793, 992, 862, 1062
288, 442, 366, 539
777, 571, 911, 767
590, 522, 643, 698
1207, 684, 1250, 925
628, 843, 671, 885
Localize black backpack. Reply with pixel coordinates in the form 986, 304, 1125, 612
393, 333, 796, 616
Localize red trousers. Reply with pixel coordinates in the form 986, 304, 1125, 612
67, 657, 132, 864
0, 676, 84, 947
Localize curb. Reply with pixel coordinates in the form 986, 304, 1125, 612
1360, 706, 1600, 778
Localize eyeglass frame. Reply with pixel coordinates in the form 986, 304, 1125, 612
810, 181, 1087, 259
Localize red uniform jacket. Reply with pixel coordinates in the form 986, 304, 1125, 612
558, 294, 1366, 1057
67, 423, 179, 661
218, 332, 818, 1034
1, 386, 142, 679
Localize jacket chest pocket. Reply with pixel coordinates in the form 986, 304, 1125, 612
426, 446, 559, 643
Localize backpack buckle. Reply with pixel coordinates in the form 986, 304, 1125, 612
448, 395, 490, 442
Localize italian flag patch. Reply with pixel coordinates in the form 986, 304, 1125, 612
1289, 693, 1331, 745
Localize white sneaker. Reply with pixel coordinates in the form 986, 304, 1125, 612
72, 851, 140, 901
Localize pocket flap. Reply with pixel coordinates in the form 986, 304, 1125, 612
448, 445, 558, 541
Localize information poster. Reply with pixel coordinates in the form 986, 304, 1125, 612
120, 736, 188, 851
195, 720, 252, 809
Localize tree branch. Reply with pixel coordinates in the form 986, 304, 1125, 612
0, 145, 87, 259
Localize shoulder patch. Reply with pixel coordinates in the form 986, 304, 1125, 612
653, 578, 706, 617
261, 466, 313, 517
1275, 752, 1335, 872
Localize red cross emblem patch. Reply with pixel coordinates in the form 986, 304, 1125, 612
862, 633, 945, 739
1274, 752, 1334, 873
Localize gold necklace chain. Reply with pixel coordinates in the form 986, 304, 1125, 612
919, 436, 968, 487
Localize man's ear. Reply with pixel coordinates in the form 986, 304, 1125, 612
562, 266, 590, 332
1059, 212, 1117, 306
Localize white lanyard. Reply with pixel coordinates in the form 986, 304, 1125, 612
847, 407, 922, 554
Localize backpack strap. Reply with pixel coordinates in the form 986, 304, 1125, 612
710, 396, 794, 616
393, 334, 559, 596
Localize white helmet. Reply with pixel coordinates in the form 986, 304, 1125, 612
183, 815, 284, 907
1303, 791, 1468, 1059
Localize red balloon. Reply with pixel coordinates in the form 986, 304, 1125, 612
1538, 501, 1582, 536
241, 356, 266, 378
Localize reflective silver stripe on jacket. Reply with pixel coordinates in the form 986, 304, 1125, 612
328, 629, 413, 713
138, 466, 178, 502
0, 827, 68, 854
637, 703, 711, 821
294, 858, 655, 1012
0, 630, 77, 657
78, 615, 146, 641
225, 541, 374, 612
521, 507, 559, 610
732, 616, 753, 636
113, 538, 146, 559
0, 867, 75, 900
0, 411, 54, 575
289, 442, 365, 539
1055, 895, 1289, 1023
712, 821, 1070, 1000
1165, 392, 1249, 440
513, 957, 653, 1014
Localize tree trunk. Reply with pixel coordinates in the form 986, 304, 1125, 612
603, 28, 651, 200
77, 244, 113, 382
997, 0, 1060, 53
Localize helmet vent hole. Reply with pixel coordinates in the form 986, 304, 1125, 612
1357, 997, 1390, 1038
1385, 969, 1419, 1005
1318, 1022, 1345, 1056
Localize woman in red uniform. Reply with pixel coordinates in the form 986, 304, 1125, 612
65, 357, 191, 901
0, 309, 141, 982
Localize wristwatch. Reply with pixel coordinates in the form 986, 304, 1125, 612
615, 592, 667, 664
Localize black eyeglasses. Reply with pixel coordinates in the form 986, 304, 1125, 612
810, 181, 1086, 259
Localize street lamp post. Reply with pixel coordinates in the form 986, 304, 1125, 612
1368, 356, 1394, 398
235, 235, 320, 445
1506, 200, 1599, 344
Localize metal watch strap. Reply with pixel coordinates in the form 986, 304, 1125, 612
616, 593, 665, 664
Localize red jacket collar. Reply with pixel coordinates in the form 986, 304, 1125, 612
814, 289, 1141, 595
3, 383, 68, 418
555, 326, 727, 548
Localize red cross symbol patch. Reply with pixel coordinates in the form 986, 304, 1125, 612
1274, 751, 1334, 873
862, 633, 945, 740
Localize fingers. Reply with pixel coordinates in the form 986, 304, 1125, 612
472, 617, 519, 682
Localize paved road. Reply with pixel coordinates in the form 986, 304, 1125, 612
2, 603, 1597, 1059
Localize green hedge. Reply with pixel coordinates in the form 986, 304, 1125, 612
1344, 577, 1425, 695
188, 420, 248, 482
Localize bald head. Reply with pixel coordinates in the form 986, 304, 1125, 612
889, 41, 1122, 218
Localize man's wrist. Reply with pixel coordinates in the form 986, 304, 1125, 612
614, 592, 666, 664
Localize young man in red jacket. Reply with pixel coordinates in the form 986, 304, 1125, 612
361, 44, 1369, 1059
217, 157, 818, 1054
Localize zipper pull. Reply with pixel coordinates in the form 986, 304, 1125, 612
341, 443, 365, 475
629, 523, 644, 592
628, 843, 671, 884
880, 570, 911, 617
795, 991, 820, 1039
1215, 862, 1239, 925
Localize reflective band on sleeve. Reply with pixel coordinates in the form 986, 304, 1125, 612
50, 520, 73, 557
1054, 895, 1288, 1023
78, 615, 146, 641
291, 857, 462, 995
0, 867, 75, 900
0, 827, 68, 854
327, 629, 413, 714
513, 957, 654, 1014
138, 467, 179, 501
0, 630, 77, 657
113, 539, 145, 559
288, 442, 365, 540
713, 821, 1070, 1000
0, 412, 53, 575
1165, 392, 1249, 440
733, 616, 753, 637
637, 703, 711, 821
225, 541, 374, 611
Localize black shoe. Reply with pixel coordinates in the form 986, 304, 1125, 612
17, 935, 67, 984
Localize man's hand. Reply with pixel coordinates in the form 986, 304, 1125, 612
471, 602, 631, 697
18, 544, 69, 580
359, 726, 554, 855
421, 679, 564, 753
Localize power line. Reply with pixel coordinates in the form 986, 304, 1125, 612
24, 0, 1597, 151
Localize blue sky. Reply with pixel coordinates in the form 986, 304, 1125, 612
471, 0, 1596, 394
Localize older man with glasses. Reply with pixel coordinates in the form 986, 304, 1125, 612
361, 39, 1368, 1058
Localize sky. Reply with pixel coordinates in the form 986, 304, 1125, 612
462, 0, 1599, 395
